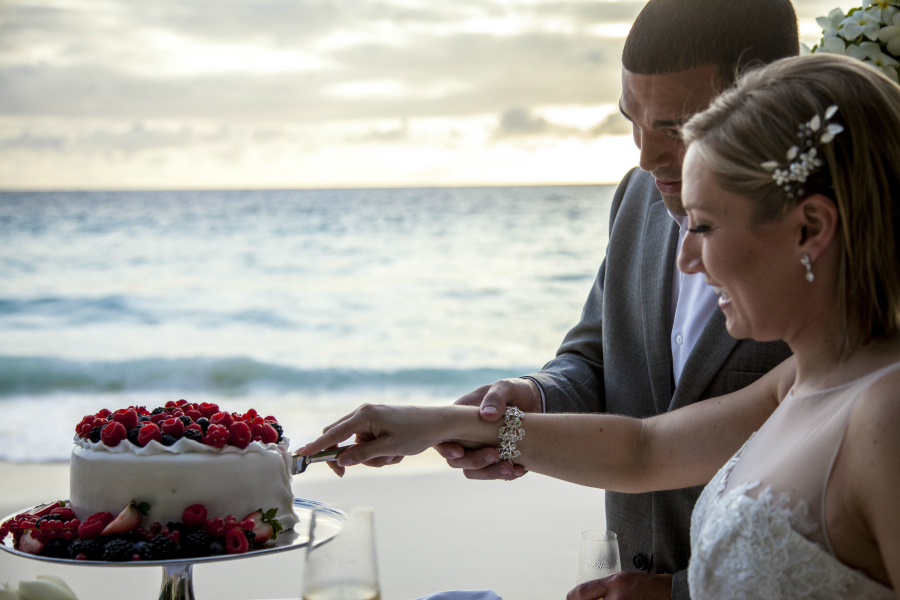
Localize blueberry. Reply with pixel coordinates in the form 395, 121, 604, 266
208, 540, 225, 555
151, 407, 166, 416
161, 434, 177, 446
196, 417, 210, 433
139, 415, 151, 422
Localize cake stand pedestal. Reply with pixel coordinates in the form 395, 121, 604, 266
1, 498, 345, 600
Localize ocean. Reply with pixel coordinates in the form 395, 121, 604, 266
0, 185, 614, 462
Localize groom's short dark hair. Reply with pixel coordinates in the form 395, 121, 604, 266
622, 0, 799, 84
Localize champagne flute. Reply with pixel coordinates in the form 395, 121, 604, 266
576, 530, 621, 584
303, 503, 381, 600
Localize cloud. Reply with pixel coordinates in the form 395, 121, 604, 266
589, 111, 631, 136
495, 107, 573, 137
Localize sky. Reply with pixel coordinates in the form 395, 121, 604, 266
0, 0, 839, 190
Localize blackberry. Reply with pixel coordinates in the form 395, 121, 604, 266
126, 427, 142, 445
196, 417, 210, 433
243, 529, 256, 547
179, 415, 193, 427
183, 429, 203, 443
106, 414, 114, 421
43, 539, 70, 559
161, 434, 177, 446
140, 534, 179, 561
89, 427, 102, 443
270, 422, 283, 442
151, 407, 166, 416
68, 538, 104, 560
183, 531, 212, 557
103, 539, 135, 561
36, 514, 66, 525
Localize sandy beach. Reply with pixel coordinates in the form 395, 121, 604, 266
0, 450, 606, 600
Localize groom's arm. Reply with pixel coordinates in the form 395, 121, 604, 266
567, 572, 674, 600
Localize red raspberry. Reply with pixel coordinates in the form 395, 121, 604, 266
100, 421, 127, 447
77, 519, 105, 539
161, 418, 184, 438
176, 399, 189, 407
76, 415, 93, 434
229, 422, 252, 449
112, 408, 139, 430
250, 423, 263, 441
225, 528, 249, 554
150, 522, 163, 535
199, 402, 220, 418
182, 504, 207, 529
210, 411, 234, 429
135, 406, 150, 415
150, 413, 168, 424
0, 525, 8, 541
137, 423, 163, 446
78, 423, 93, 438
88, 512, 115, 526
172, 409, 184, 417
185, 423, 202, 433
238, 518, 255, 530
264, 416, 278, 422
50, 507, 76, 521
96, 408, 112, 418
64, 530, 76, 541
204, 424, 230, 448
165, 400, 177, 408
259, 424, 278, 444
185, 410, 203, 422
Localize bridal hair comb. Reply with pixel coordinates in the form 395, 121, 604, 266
761, 105, 843, 199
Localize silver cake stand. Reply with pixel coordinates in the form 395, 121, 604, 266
0, 498, 345, 600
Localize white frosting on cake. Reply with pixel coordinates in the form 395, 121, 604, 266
69, 435, 298, 530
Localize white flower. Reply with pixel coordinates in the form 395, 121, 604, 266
816, 35, 848, 54
1, 577, 79, 600
841, 8, 886, 40
848, 40, 900, 80
879, 11, 900, 55
817, 7, 847, 37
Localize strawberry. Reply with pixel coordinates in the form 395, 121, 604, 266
137, 423, 162, 446
182, 504, 207, 529
18, 529, 45, 555
241, 508, 283, 544
229, 422, 251, 449
225, 528, 249, 554
100, 500, 150, 536
100, 421, 127, 447
26, 501, 65, 518
112, 408, 139, 430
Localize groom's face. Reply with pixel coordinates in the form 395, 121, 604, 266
619, 65, 721, 215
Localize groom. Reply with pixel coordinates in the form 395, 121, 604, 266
434, 1, 799, 598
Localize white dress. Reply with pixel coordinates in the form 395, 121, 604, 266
689, 364, 898, 599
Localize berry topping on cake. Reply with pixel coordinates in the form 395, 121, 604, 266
100, 421, 127, 447
68, 538, 104, 560
160, 418, 184, 438
225, 528, 249, 554
183, 428, 204, 444
198, 402, 220, 418
137, 423, 162, 446
100, 500, 149, 536
195, 417, 210, 433
209, 411, 234, 429
103, 538, 136, 561
112, 408, 139, 431
182, 504, 207, 529
204, 424, 230, 448
140, 534, 179, 561
229, 422, 252, 449
242, 508, 283, 544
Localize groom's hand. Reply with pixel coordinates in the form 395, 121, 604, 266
566, 572, 673, 600
433, 378, 542, 480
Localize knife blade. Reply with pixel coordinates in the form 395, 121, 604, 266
291, 447, 347, 475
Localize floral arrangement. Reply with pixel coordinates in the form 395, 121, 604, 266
808, 0, 900, 83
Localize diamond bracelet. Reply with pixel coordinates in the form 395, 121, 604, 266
498, 406, 525, 461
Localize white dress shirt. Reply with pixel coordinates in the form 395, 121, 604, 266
668, 211, 720, 387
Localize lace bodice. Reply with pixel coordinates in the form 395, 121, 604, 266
688, 364, 900, 600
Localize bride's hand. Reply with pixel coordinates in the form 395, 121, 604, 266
296, 404, 481, 472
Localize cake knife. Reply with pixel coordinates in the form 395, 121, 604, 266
291, 447, 347, 474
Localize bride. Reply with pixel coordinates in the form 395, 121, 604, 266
298, 53, 900, 598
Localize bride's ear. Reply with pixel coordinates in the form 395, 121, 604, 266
794, 194, 839, 261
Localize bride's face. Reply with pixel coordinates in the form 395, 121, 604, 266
677, 146, 803, 342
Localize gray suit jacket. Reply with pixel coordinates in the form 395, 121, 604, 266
528, 168, 791, 600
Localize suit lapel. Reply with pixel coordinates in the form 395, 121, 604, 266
641, 201, 679, 414
669, 309, 739, 411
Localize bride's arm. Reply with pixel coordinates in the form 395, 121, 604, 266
298, 358, 794, 492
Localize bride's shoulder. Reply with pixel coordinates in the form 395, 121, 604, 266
843, 365, 900, 472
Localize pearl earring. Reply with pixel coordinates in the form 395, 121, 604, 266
801, 254, 814, 283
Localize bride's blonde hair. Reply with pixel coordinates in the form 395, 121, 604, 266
682, 53, 900, 353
